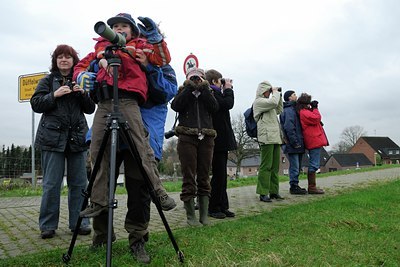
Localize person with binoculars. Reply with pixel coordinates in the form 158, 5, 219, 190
280, 90, 308, 195
171, 67, 219, 227
252, 81, 284, 202
297, 93, 328, 194
73, 13, 175, 264
205, 69, 237, 219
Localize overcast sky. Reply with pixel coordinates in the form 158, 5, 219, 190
1, 0, 399, 150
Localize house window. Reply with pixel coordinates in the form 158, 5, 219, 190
281, 157, 286, 163
396, 150, 400, 155
248, 168, 252, 172
389, 150, 393, 155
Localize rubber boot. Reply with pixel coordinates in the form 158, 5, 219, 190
183, 199, 201, 226
198, 196, 210, 226
307, 172, 325, 194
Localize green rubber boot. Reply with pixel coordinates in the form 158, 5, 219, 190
183, 199, 201, 227
198, 196, 210, 226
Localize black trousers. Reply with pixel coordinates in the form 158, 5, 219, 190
208, 151, 229, 213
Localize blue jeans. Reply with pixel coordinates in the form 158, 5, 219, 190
308, 148, 321, 173
287, 153, 303, 187
39, 150, 89, 231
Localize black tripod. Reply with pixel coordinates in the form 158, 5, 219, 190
62, 45, 184, 266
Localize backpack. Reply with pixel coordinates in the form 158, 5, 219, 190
244, 105, 257, 138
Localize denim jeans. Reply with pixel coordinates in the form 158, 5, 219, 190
308, 148, 321, 173
39, 150, 89, 231
287, 153, 303, 186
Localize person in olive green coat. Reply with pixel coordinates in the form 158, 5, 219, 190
252, 81, 284, 202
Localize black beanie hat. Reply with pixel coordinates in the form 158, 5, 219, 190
284, 90, 295, 101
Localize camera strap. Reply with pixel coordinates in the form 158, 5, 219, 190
172, 112, 178, 129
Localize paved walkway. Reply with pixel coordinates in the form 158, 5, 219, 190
0, 168, 399, 260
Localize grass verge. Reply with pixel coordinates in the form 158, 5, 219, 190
1, 179, 399, 266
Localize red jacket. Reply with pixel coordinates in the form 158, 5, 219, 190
299, 108, 328, 150
74, 37, 171, 103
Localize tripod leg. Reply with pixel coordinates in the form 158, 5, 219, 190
119, 122, 185, 263
62, 128, 111, 264
106, 121, 120, 267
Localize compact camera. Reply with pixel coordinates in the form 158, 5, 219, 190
63, 80, 76, 90
164, 129, 176, 139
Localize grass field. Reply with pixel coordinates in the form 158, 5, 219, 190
1, 177, 399, 266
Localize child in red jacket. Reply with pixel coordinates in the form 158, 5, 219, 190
75, 13, 176, 218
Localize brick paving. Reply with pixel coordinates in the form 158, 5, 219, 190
0, 168, 399, 260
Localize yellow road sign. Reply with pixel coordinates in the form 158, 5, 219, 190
18, 72, 48, 102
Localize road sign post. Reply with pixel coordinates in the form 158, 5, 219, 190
18, 72, 47, 187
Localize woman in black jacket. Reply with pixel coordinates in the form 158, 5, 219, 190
30, 44, 95, 239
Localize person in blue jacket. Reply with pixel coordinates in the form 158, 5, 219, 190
280, 90, 307, 195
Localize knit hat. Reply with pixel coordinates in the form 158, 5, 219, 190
186, 67, 205, 80
284, 90, 295, 102
107, 13, 140, 36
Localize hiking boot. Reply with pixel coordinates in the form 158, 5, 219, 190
270, 193, 285, 200
222, 210, 236, 218
259, 195, 272, 202
71, 227, 92, 235
80, 203, 107, 218
41, 230, 55, 239
159, 194, 176, 211
208, 211, 226, 219
290, 185, 308, 195
131, 240, 151, 264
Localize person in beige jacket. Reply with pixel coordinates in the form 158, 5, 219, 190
253, 81, 284, 202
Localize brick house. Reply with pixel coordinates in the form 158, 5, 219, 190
349, 136, 400, 165
324, 153, 373, 171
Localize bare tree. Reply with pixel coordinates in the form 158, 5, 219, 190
341, 125, 367, 147
229, 113, 259, 177
332, 125, 367, 153
330, 140, 349, 154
